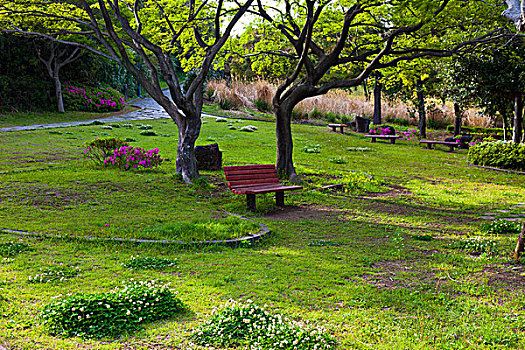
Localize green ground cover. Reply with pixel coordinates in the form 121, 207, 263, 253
1, 115, 525, 349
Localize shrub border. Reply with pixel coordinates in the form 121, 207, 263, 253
468, 163, 525, 175
0, 212, 270, 246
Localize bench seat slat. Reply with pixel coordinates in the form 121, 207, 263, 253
232, 185, 303, 195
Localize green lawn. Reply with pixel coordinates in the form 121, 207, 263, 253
1, 115, 524, 349
0, 105, 138, 128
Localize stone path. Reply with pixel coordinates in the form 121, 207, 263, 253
0, 91, 182, 133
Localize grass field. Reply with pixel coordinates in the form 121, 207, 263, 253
1, 114, 524, 349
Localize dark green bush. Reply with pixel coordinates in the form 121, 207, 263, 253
467, 141, 525, 171
291, 109, 307, 120
479, 220, 521, 235
63, 82, 125, 112
447, 125, 504, 138
309, 108, 323, 120
254, 99, 272, 112
39, 280, 185, 338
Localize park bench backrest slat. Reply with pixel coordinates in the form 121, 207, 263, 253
224, 164, 280, 190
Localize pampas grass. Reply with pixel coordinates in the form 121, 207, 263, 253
205, 79, 493, 128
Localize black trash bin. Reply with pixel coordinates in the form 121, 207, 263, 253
355, 116, 371, 133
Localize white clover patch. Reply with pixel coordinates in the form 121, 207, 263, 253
191, 299, 336, 349
39, 280, 186, 338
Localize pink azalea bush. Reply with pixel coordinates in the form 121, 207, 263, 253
104, 146, 164, 170
63, 82, 125, 112
369, 125, 395, 136
83, 137, 163, 170
402, 128, 422, 141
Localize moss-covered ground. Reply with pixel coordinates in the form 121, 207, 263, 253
1, 114, 524, 349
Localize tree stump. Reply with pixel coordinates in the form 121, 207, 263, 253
195, 143, 222, 171
355, 116, 371, 133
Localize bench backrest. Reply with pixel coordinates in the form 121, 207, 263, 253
223, 164, 280, 190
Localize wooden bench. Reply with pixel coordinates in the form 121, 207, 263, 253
328, 124, 348, 134
419, 140, 459, 152
223, 164, 303, 210
364, 134, 401, 144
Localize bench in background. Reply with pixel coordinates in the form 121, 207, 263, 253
328, 124, 348, 134
420, 140, 459, 152
364, 134, 401, 144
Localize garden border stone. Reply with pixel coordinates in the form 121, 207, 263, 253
0, 212, 270, 246
468, 163, 525, 175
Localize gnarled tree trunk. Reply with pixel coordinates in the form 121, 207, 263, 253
416, 79, 427, 138
453, 103, 462, 136
373, 79, 382, 125
175, 114, 202, 183
52, 75, 65, 113
275, 104, 297, 180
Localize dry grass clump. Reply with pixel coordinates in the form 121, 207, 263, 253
205, 78, 493, 128
463, 110, 493, 128
206, 79, 275, 110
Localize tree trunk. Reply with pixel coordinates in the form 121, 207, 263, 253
363, 81, 370, 101
416, 79, 426, 138
513, 95, 523, 143
275, 105, 297, 180
373, 79, 382, 125
453, 103, 462, 136
501, 110, 509, 141
53, 75, 65, 113
514, 222, 525, 261
175, 114, 202, 183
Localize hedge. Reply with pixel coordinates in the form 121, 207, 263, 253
467, 141, 525, 171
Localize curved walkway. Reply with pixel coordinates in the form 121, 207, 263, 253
0, 91, 202, 132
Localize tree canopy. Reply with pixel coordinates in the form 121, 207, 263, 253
230, 0, 510, 177
0, 0, 254, 182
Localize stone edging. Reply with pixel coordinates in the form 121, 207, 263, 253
0, 212, 270, 246
468, 163, 525, 175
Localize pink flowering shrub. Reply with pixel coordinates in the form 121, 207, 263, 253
369, 125, 396, 136
402, 128, 422, 141
83, 137, 164, 170
104, 146, 163, 170
63, 82, 125, 112
84, 137, 129, 164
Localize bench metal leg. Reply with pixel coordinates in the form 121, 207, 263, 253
390, 138, 396, 144
275, 192, 285, 207
246, 194, 256, 211
370, 137, 376, 143
426, 143, 432, 149
339, 126, 344, 134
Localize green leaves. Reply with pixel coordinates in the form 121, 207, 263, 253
468, 140, 525, 171
39, 280, 186, 338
